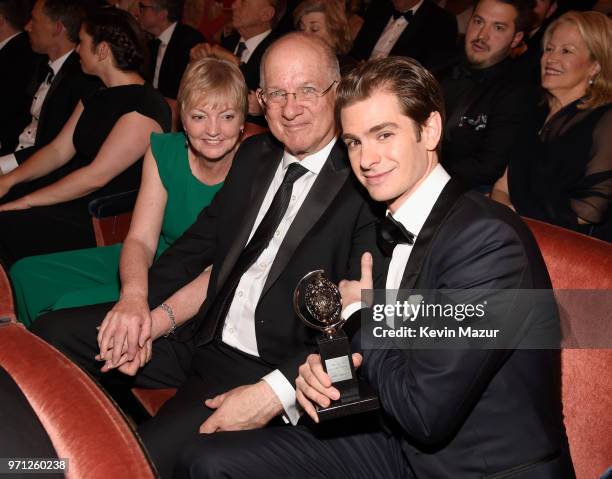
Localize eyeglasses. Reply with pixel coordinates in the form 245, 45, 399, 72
138, 2, 156, 11
258, 81, 337, 107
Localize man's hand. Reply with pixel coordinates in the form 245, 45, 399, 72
190, 42, 240, 66
96, 295, 152, 369
338, 252, 374, 308
296, 353, 363, 423
199, 381, 283, 433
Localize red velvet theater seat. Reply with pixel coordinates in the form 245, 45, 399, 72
524, 218, 612, 479
0, 321, 156, 479
0, 263, 15, 322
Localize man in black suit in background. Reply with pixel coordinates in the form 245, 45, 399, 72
191, 0, 284, 124
0, 0, 98, 176
173, 56, 574, 479
0, 0, 38, 155
136, 0, 204, 100
350, 0, 457, 71
439, 0, 538, 189
33, 32, 383, 478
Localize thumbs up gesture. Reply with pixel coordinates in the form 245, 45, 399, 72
338, 252, 374, 308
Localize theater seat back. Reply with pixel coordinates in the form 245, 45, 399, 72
0, 322, 156, 479
524, 218, 612, 479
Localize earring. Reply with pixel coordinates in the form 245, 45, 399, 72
589, 78, 595, 86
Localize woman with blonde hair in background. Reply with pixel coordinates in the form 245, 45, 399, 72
492, 10, 612, 241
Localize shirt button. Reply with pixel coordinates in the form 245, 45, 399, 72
229, 327, 235, 334
274, 230, 281, 237
237, 290, 243, 297
291, 195, 296, 201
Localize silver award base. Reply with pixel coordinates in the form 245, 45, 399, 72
315, 332, 379, 421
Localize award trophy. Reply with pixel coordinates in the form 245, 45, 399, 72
294, 270, 379, 421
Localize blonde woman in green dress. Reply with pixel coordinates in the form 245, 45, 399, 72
10, 57, 248, 330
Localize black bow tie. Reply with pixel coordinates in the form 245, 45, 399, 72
38, 64, 54, 85
392, 9, 413, 20
377, 214, 415, 257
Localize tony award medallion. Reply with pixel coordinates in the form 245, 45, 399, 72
294, 270, 379, 421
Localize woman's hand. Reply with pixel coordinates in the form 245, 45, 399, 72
0, 195, 32, 212
96, 295, 152, 370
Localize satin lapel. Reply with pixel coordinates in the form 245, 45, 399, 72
261, 141, 350, 296
37, 54, 73, 136
215, 141, 282, 289
399, 179, 466, 290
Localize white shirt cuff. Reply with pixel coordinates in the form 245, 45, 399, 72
262, 369, 301, 426
0, 154, 18, 175
342, 301, 367, 321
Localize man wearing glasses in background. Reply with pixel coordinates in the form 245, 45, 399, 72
34, 31, 383, 478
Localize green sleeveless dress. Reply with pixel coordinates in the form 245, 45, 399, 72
10, 133, 223, 327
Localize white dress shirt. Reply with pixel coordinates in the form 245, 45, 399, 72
222, 138, 336, 425
342, 164, 450, 322
153, 22, 177, 89
370, 0, 424, 60
0, 49, 73, 175
234, 29, 271, 64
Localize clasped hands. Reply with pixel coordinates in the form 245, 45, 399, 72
296, 252, 373, 423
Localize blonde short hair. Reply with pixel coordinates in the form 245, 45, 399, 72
178, 57, 248, 119
543, 11, 612, 109
293, 0, 353, 56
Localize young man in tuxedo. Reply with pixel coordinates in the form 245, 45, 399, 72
136, 0, 204, 100
169, 56, 575, 478
439, 0, 539, 189
32, 32, 383, 478
0, 0, 99, 176
350, 0, 457, 71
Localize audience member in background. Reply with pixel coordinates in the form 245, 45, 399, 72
437, 0, 474, 34
293, 0, 353, 70
492, 11, 612, 242
513, 0, 558, 84
136, 0, 204, 102
0, 8, 171, 267
10, 57, 246, 327
191, 0, 283, 122
350, 0, 457, 72
0, 0, 39, 155
0, 0, 99, 174
344, 0, 364, 39
439, 0, 537, 190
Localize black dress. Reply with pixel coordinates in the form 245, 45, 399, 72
508, 99, 612, 242
0, 84, 171, 267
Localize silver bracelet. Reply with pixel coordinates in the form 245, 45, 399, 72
160, 302, 177, 337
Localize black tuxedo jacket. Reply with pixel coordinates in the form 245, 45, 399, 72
150, 23, 204, 100
356, 180, 575, 477
0, 32, 40, 154
350, 0, 457, 71
147, 134, 384, 384
13, 51, 101, 164
221, 30, 278, 92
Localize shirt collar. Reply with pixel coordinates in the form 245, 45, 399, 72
0, 31, 21, 51
389, 164, 450, 238
158, 22, 177, 45
49, 49, 74, 76
242, 29, 271, 54
281, 137, 337, 175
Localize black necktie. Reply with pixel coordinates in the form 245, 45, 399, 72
38, 65, 54, 85
378, 214, 415, 257
204, 162, 309, 337
392, 9, 413, 21
150, 38, 161, 70
235, 41, 247, 64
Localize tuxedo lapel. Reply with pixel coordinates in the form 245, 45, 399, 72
261, 141, 350, 296
399, 178, 465, 289
215, 139, 283, 289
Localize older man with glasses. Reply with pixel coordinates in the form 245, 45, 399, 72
33, 31, 384, 479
